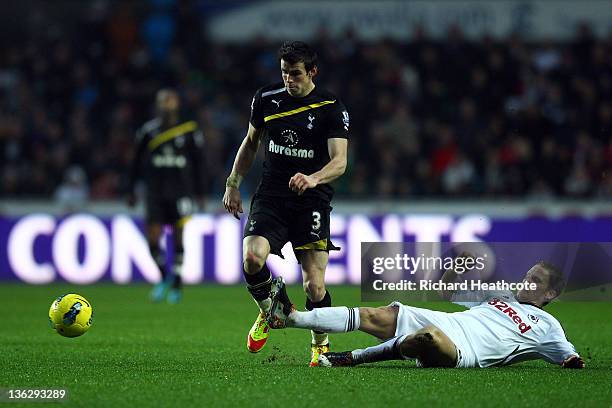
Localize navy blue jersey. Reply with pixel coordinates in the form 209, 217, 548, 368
129, 118, 205, 199
250, 82, 349, 202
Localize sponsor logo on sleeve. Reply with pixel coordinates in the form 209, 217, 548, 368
342, 111, 349, 131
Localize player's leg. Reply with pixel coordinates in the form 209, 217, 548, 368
145, 221, 167, 302
315, 318, 457, 368
166, 219, 187, 304
296, 249, 332, 366
166, 197, 195, 303
291, 202, 339, 366
243, 235, 273, 309
268, 284, 458, 367
243, 235, 273, 352
269, 279, 396, 338
268, 287, 402, 367
320, 325, 457, 368
242, 195, 289, 353
396, 326, 458, 367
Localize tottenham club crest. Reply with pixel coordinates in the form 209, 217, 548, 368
281, 129, 299, 147
307, 113, 315, 130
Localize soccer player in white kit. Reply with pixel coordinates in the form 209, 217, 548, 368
267, 261, 585, 369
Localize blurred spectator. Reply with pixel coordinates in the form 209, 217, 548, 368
54, 166, 89, 211
1, 2, 611, 200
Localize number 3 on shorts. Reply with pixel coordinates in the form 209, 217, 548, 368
312, 211, 321, 230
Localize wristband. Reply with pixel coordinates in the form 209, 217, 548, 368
226, 175, 241, 188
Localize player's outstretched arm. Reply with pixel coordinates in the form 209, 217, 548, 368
127, 128, 149, 207
289, 138, 347, 195
223, 124, 264, 219
439, 251, 475, 300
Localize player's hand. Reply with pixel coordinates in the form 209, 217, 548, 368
223, 187, 243, 219
289, 173, 317, 195
127, 193, 137, 207
562, 355, 585, 369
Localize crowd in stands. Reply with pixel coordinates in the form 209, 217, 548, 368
1, 1, 611, 202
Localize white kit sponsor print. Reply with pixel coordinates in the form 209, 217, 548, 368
310, 211, 322, 239
486, 297, 533, 334
269, 129, 314, 158
281, 129, 299, 147
342, 110, 349, 131
152, 146, 187, 168
268, 140, 314, 158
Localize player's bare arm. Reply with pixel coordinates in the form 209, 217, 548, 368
289, 138, 347, 195
223, 124, 264, 219
127, 129, 148, 207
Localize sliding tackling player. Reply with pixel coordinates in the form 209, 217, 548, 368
267, 261, 585, 369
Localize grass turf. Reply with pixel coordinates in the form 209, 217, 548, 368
0, 284, 610, 407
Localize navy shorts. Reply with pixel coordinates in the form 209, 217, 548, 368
243, 194, 339, 258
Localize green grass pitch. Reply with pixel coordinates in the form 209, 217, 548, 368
0, 284, 610, 407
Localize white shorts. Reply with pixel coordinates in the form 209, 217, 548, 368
390, 302, 478, 368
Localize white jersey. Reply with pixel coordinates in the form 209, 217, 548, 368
392, 291, 579, 368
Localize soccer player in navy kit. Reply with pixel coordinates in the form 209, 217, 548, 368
128, 89, 205, 304
222, 41, 349, 365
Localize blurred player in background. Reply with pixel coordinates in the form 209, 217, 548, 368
128, 89, 205, 304
267, 261, 585, 369
223, 41, 349, 365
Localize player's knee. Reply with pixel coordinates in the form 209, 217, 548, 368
243, 248, 266, 273
404, 325, 456, 368
413, 326, 445, 351
303, 279, 325, 302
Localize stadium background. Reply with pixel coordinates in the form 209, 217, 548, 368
1, 0, 612, 284
1, 1, 611, 407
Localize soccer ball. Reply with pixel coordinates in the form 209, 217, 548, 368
48, 294, 93, 338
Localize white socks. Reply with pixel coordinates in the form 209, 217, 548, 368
351, 335, 409, 364
288, 307, 360, 333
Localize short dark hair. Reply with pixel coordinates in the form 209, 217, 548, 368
537, 261, 566, 296
278, 41, 318, 72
